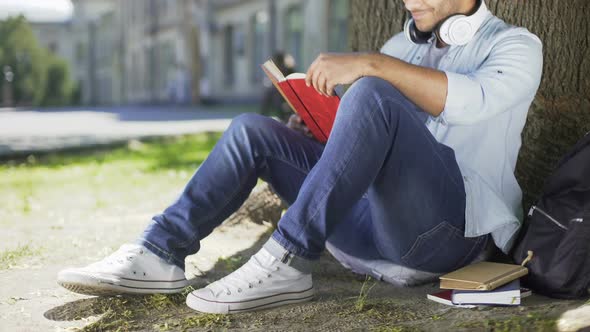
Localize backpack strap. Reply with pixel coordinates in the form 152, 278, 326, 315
520, 250, 534, 267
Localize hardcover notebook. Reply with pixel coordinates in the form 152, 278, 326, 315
261, 59, 341, 143
451, 280, 531, 306
426, 290, 476, 308
439, 261, 528, 291
427, 283, 532, 307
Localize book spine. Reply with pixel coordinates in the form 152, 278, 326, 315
481, 269, 528, 291
284, 80, 328, 142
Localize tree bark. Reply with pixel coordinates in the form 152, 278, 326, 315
224, 182, 286, 227
350, 0, 590, 210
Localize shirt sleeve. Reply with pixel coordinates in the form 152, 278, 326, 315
439, 32, 543, 125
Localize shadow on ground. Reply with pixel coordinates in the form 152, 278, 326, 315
44, 226, 587, 332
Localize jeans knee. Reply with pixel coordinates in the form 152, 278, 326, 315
227, 113, 279, 147
229, 113, 275, 135
230, 113, 267, 129
346, 77, 405, 103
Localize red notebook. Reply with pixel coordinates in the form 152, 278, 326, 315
261, 59, 340, 143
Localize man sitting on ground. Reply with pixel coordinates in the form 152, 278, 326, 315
57, 0, 542, 314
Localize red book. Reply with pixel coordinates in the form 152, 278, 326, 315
261, 59, 340, 143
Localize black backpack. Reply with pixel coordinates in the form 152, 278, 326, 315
512, 132, 590, 299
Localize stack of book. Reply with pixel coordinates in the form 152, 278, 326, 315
427, 262, 531, 307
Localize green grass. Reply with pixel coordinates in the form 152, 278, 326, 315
1, 133, 222, 171
355, 275, 378, 311
0, 133, 222, 220
0, 244, 41, 270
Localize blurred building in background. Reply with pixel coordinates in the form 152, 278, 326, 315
70, 0, 118, 105
119, 0, 201, 105
204, 0, 350, 103
46, 0, 349, 106
64, 0, 200, 106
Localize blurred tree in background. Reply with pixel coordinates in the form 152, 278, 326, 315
0, 16, 74, 107
42, 57, 74, 106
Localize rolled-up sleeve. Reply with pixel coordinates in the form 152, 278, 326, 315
440, 33, 543, 125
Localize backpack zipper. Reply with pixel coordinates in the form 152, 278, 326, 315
528, 205, 568, 230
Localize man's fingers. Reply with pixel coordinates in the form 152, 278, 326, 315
314, 73, 327, 96
320, 76, 330, 96
305, 59, 319, 87
306, 65, 315, 89
310, 70, 322, 95
316, 74, 325, 95
326, 83, 336, 96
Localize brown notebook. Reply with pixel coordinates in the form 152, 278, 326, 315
439, 261, 528, 291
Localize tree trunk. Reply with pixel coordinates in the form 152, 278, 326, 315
350, 0, 590, 210
225, 182, 287, 227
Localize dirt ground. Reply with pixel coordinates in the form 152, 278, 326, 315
1, 213, 588, 332
0, 143, 588, 331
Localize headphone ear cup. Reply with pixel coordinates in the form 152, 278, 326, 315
438, 15, 462, 45
438, 0, 487, 46
442, 15, 477, 46
404, 18, 432, 44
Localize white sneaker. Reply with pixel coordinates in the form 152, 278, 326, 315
186, 248, 314, 314
558, 304, 590, 332
57, 244, 191, 296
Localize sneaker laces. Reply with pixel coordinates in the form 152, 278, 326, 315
210, 254, 281, 296
90, 244, 146, 269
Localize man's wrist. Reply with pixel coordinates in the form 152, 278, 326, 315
360, 53, 382, 78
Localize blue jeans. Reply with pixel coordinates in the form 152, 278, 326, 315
139, 77, 488, 274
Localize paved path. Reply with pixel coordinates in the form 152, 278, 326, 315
0, 105, 252, 157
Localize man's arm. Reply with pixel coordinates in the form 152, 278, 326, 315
306, 33, 543, 125
305, 52, 447, 117
363, 54, 447, 116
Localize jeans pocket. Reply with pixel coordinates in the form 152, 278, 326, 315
401, 221, 478, 273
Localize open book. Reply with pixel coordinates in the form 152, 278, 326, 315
261, 59, 341, 143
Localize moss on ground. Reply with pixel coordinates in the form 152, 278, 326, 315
455, 313, 557, 332
0, 244, 41, 270
80, 287, 235, 332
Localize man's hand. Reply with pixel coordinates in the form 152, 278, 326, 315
286, 114, 314, 139
305, 53, 367, 97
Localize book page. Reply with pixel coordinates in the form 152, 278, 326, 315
286, 73, 306, 80
262, 60, 286, 82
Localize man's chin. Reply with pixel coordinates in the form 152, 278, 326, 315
414, 22, 435, 33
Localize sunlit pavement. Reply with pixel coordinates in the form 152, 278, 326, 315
0, 105, 254, 157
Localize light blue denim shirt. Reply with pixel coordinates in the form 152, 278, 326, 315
380, 10, 543, 253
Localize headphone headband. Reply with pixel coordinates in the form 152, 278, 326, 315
404, 0, 488, 46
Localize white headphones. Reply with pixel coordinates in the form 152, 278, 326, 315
404, 0, 489, 46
